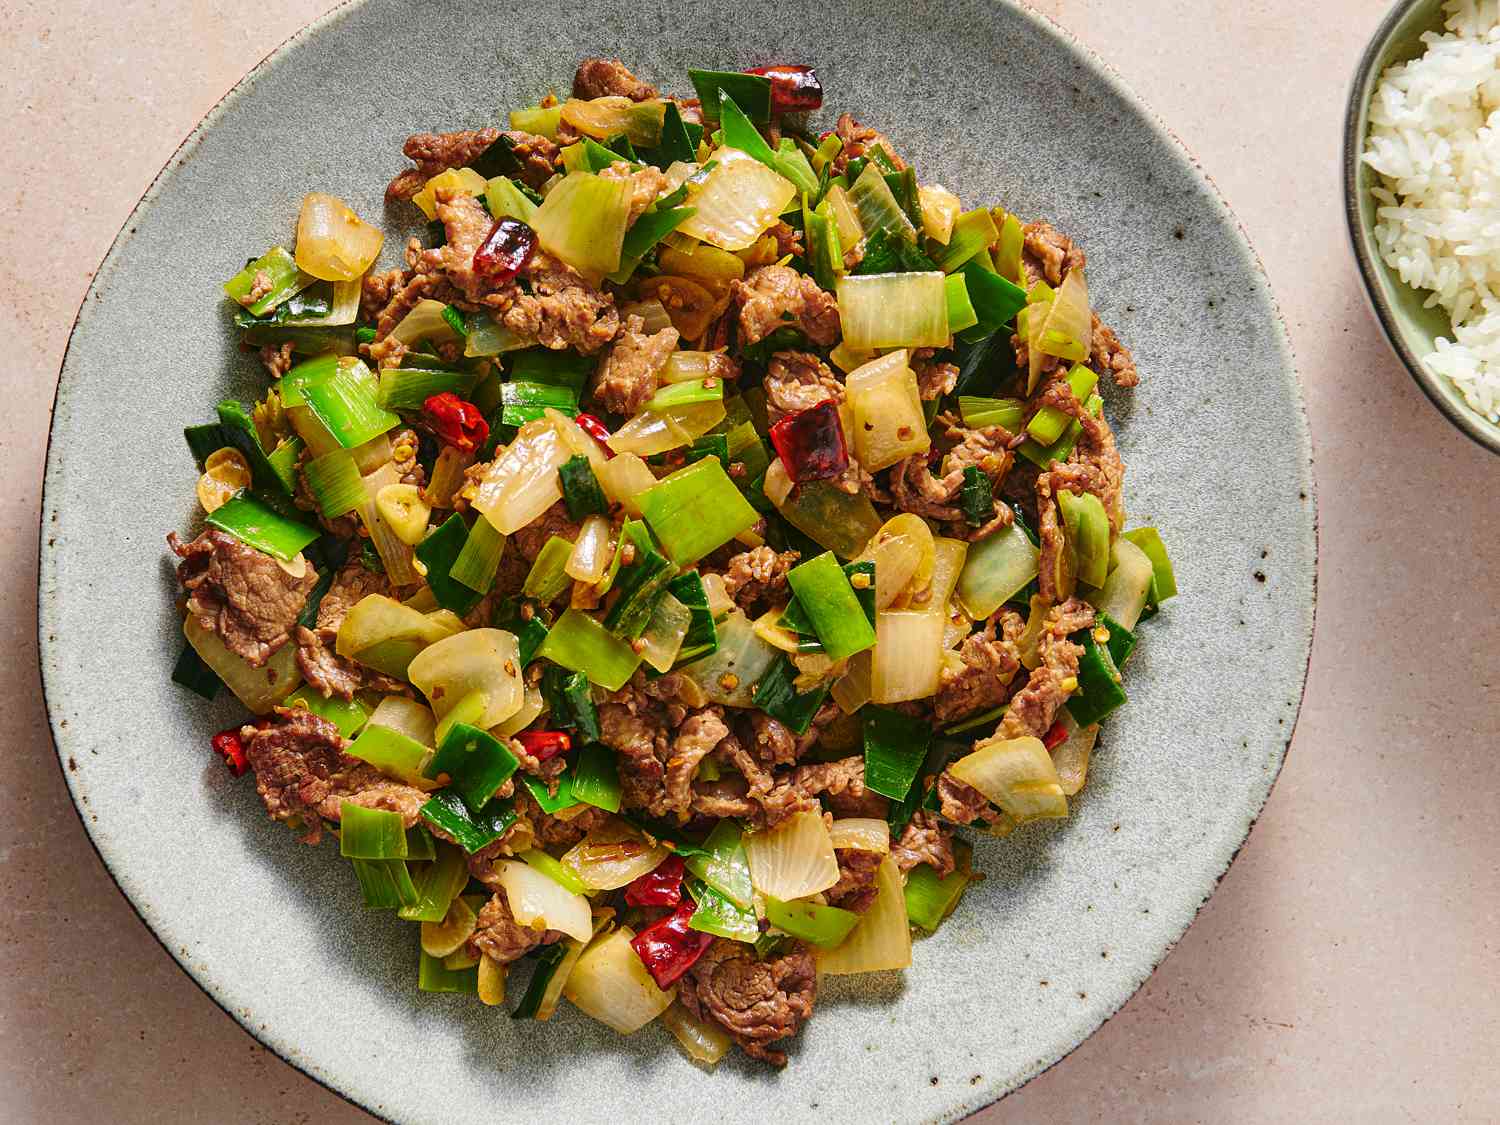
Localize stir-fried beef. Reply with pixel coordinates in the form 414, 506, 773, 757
592, 313, 679, 415
572, 57, 659, 101
679, 939, 817, 1065
891, 810, 956, 877
762, 351, 843, 421
827, 848, 882, 913
934, 607, 1025, 724
169, 529, 317, 667
733, 265, 840, 347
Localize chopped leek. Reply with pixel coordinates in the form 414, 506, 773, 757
603, 522, 677, 640
521, 773, 581, 815
283, 685, 370, 738
223, 247, 307, 317
958, 259, 1028, 343
958, 396, 1026, 431
1088, 538, 1154, 631
1065, 627, 1127, 727
640, 591, 692, 673
677, 609, 779, 706
752, 656, 830, 735
666, 571, 718, 666
773, 479, 884, 560
204, 493, 319, 562
944, 272, 979, 334
216, 399, 299, 495
397, 842, 469, 923
345, 723, 432, 788
353, 859, 421, 910
684, 821, 754, 909
464, 310, 528, 358
861, 705, 931, 801
904, 841, 972, 932
485, 175, 539, 223
170, 642, 221, 701
932, 208, 999, 273
450, 515, 506, 594
654, 100, 699, 165
418, 948, 479, 993
1057, 489, 1110, 589
687, 877, 761, 943
1026, 365, 1099, 445
1017, 393, 1101, 469
837, 273, 948, 351
638, 457, 759, 565
502, 380, 580, 426
302, 448, 366, 519
536, 609, 642, 692
764, 897, 860, 950
645, 378, 724, 412
572, 742, 623, 813
424, 722, 519, 814
955, 521, 1039, 619
610, 204, 697, 283
542, 666, 601, 741
785, 552, 877, 661
523, 535, 576, 603
715, 92, 817, 196
340, 803, 408, 860
494, 597, 549, 668
848, 162, 917, 243
959, 466, 993, 528
418, 790, 517, 854
1123, 527, 1178, 602
414, 514, 484, 616
377, 366, 481, 412
300, 358, 400, 449
687, 69, 773, 121
531, 171, 631, 277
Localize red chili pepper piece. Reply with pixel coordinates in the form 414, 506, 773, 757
472, 218, 537, 284
768, 399, 849, 483
514, 730, 572, 762
211, 728, 249, 777
745, 64, 823, 114
422, 391, 489, 454
1042, 719, 1069, 752
572, 412, 615, 458
629, 897, 713, 989
624, 854, 685, 908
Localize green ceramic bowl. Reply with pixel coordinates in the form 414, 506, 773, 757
1344, 0, 1500, 455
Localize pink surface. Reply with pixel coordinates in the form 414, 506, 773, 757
3, 1, 1496, 1120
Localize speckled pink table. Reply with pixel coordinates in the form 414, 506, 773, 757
4, 1, 1496, 1120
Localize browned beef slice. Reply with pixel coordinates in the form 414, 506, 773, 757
598, 161, 669, 224
466, 889, 559, 964
386, 127, 501, 200
509, 499, 583, 563
662, 708, 730, 819
934, 608, 1024, 724
911, 349, 959, 400
679, 939, 816, 1065
732, 265, 840, 347
759, 755, 871, 825
572, 58, 659, 102
591, 313, 679, 415
826, 848, 882, 913
891, 810, 955, 877
1021, 220, 1086, 287
935, 770, 998, 826
999, 598, 1094, 740
294, 560, 408, 700
1090, 313, 1139, 387
719, 546, 799, 613
762, 351, 843, 422
501, 252, 620, 355
169, 529, 317, 667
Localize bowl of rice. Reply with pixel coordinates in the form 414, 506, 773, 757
1345, 0, 1500, 454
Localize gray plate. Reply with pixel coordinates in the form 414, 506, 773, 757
38, 1, 1315, 1121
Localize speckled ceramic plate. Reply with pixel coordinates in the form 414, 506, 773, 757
38, 1, 1315, 1121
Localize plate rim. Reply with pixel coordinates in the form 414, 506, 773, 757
36, 2, 1318, 1120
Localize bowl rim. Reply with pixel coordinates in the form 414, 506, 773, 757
1341, 0, 1500, 457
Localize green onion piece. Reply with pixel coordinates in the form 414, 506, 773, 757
644, 378, 725, 412
774, 479, 884, 560
609, 204, 697, 283
861, 705, 932, 801
242, 322, 359, 358
1122, 528, 1178, 602
881, 169, 920, 234
1026, 365, 1098, 446
1065, 627, 1127, 727
284, 685, 371, 738
265, 437, 304, 497
501, 380, 580, 426
666, 571, 718, 667
519, 848, 589, 895
559, 455, 609, 520
713, 90, 818, 195
537, 609, 641, 692
418, 790, 518, 854
340, 803, 409, 860
377, 365, 481, 411
511, 104, 562, 138
785, 552, 876, 661
848, 162, 917, 244
866, 142, 901, 175
485, 176, 539, 224
684, 821, 754, 908
958, 259, 1029, 344
204, 493, 319, 562
300, 358, 400, 449
346, 723, 430, 784
571, 742, 622, 813
904, 843, 972, 931
752, 657, 830, 735
933, 208, 1000, 274
546, 669, 603, 750
415, 514, 484, 616
397, 842, 469, 922
509, 941, 569, 1017
776, 138, 819, 198
682, 431, 730, 469
602, 522, 677, 641
959, 466, 993, 528
170, 642, 221, 701
687, 69, 772, 122
942, 704, 1007, 736
1017, 393, 1101, 469
638, 457, 759, 565
509, 348, 593, 391
955, 520, 1038, 619
1057, 489, 1111, 589
302, 448, 365, 519
405, 824, 437, 862
958, 396, 1026, 431
418, 947, 479, 993
994, 212, 1024, 283
495, 596, 549, 668
764, 896, 860, 949
215, 399, 298, 495
579, 136, 625, 172
1096, 611, 1137, 669
523, 535, 576, 603
520, 773, 581, 815
184, 422, 227, 467
944, 272, 980, 334
450, 514, 506, 595
441, 304, 468, 339
686, 877, 760, 942
804, 200, 843, 291
654, 100, 698, 164
351, 859, 420, 910
223, 247, 306, 317
424, 722, 520, 814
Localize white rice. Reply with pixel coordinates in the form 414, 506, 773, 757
1363, 0, 1500, 424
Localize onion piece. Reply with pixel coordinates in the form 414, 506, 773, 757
822, 184, 863, 250
661, 350, 727, 384
854, 512, 936, 609
745, 810, 839, 900
870, 608, 944, 704
492, 683, 545, 738
1051, 713, 1098, 797
496, 860, 593, 942
420, 895, 478, 958
563, 927, 676, 1034
949, 735, 1069, 821
677, 148, 797, 251
607, 401, 726, 457
183, 616, 300, 714
565, 515, 613, 584
294, 193, 383, 282
409, 166, 488, 221
406, 628, 523, 729
595, 452, 659, 514
368, 696, 437, 747
389, 298, 463, 348
1087, 538, 1154, 631
1036, 268, 1091, 362
471, 418, 568, 534
828, 818, 891, 854
844, 350, 930, 471
661, 1000, 732, 1066
640, 593, 692, 673
837, 273, 949, 350
619, 298, 674, 335
335, 594, 450, 668
955, 520, 1039, 621
925, 536, 970, 610
762, 457, 795, 507
559, 96, 666, 145
830, 648, 873, 714
918, 184, 962, 245
817, 857, 911, 975
676, 609, 780, 707
531, 171, 632, 278
561, 819, 669, 891
701, 573, 735, 619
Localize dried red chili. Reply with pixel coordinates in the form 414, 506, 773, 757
624, 855, 685, 908
1042, 720, 1069, 752
768, 399, 849, 483
573, 412, 615, 457
513, 730, 572, 762
211, 728, 249, 777
422, 392, 489, 454
472, 218, 537, 284
745, 64, 823, 113
629, 897, 713, 989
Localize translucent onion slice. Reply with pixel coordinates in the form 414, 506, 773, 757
532, 170, 632, 278
925, 537, 970, 610
837, 273, 949, 350
492, 683, 545, 738
870, 608, 944, 704
335, 594, 449, 662
294, 193, 383, 282
829, 648, 873, 714
420, 895, 478, 958
847, 162, 916, 243
389, 298, 463, 348
640, 592, 692, 673
406, 628, 524, 729
844, 350, 930, 471
619, 298, 675, 335
661, 1000, 732, 1066
1050, 712, 1098, 797
477, 954, 507, 1006
823, 184, 863, 250
565, 515, 613, 584
855, 512, 936, 609
496, 860, 593, 942
745, 810, 840, 900
677, 147, 797, 252
595, 452, 659, 515
409, 166, 488, 220
918, 184, 961, 245
955, 521, 1039, 620
547, 407, 609, 473
677, 609, 780, 707
1036, 268, 1091, 363
701, 572, 735, 618
817, 856, 911, 975
607, 401, 726, 457
284, 277, 361, 328
828, 818, 891, 854
661, 350, 726, 384
183, 616, 300, 714
1086, 538, 1154, 631
471, 418, 568, 534
561, 819, 669, 891
368, 695, 437, 747
563, 928, 676, 1034
559, 96, 666, 146
949, 735, 1069, 821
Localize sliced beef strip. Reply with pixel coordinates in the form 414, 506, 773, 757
591, 313, 679, 415
294, 559, 409, 700
935, 770, 999, 827
732, 265, 840, 348
718, 547, 799, 614
661, 709, 732, 820
758, 755, 872, 826
1090, 312, 1139, 387
500, 251, 621, 355
679, 939, 817, 1066
572, 58, 659, 102
1020, 220, 1086, 287
762, 351, 843, 422
826, 848, 882, 914
829, 113, 904, 176
933, 607, 1025, 724
385, 128, 559, 200
911, 348, 959, 400
998, 597, 1094, 741
467, 889, 562, 964
409, 189, 497, 301
598, 161, 669, 224
891, 810, 955, 877
169, 529, 317, 667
